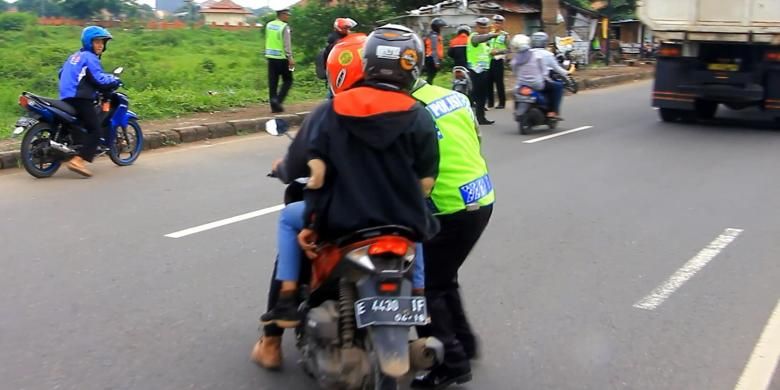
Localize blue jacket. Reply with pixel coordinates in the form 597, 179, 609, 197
58, 49, 118, 100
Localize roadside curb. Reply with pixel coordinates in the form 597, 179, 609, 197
0, 69, 656, 171
580, 69, 655, 90
0, 111, 312, 171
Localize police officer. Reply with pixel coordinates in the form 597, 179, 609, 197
410, 79, 494, 389
467, 17, 502, 125
265, 8, 294, 113
424, 18, 447, 85
487, 14, 509, 109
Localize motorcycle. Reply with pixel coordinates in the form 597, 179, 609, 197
514, 70, 579, 135
12, 67, 143, 178
264, 119, 444, 390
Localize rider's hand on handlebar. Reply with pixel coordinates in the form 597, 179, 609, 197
298, 228, 319, 259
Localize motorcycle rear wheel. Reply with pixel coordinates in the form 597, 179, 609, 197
20, 123, 62, 178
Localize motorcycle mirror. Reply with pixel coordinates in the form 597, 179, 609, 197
265, 118, 290, 137
113, 67, 124, 75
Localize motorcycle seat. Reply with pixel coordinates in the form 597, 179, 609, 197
28, 94, 77, 116
333, 225, 418, 247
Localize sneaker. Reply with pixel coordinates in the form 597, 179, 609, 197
67, 156, 92, 177
495, 104, 505, 109
477, 118, 495, 125
250, 336, 283, 370
411, 367, 472, 390
260, 295, 301, 328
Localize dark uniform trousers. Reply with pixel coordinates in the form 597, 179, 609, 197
417, 204, 493, 373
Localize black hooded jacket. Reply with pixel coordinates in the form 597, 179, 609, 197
304, 86, 440, 241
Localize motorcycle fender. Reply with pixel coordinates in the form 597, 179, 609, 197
368, 326, 411, 378
356, 276, 412, 378
515, 102, 530, 117
110, 104, 130, 129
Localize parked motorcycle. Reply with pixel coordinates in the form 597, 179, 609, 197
264, 119, 444, 390
12, 67, 143, 178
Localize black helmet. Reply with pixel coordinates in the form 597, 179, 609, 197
363, 24, 424, 91
430, 18, 447, 31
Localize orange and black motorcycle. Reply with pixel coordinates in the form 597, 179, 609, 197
265, 120, 443, 390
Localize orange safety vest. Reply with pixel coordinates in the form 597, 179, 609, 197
449, 33, 468, 48
424, 33, 444, 58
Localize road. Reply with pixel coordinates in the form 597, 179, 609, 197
1, 80, 779, 390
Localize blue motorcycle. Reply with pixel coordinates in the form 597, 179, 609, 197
513, 85, 559, 134
12, 67, 143, 178
513, 73, 578, 135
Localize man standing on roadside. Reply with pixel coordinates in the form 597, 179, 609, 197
265, 8, 294, 113
487, 14, 508, 109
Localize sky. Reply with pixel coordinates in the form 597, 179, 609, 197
135, 0, 299, 9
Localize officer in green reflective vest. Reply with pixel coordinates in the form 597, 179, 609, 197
467, 17, 502, 126
410, 79, 494, 388
265, 8, 294, 113
488, 14, 509, 109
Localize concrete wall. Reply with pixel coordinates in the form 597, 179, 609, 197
203, 13, 247, 26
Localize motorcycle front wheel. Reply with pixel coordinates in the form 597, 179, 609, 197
20, 123, 62, 178
109, 119, 143, 166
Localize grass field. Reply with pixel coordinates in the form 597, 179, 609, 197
0, 25, 328, 139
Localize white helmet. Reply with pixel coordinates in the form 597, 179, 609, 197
510, 34, 531, 52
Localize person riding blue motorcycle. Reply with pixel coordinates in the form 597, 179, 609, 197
58, 26, 121, 177
529, 31, 569, 119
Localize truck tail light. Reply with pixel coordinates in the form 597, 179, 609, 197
659, 44, 682, 57
766, 51, 780, 62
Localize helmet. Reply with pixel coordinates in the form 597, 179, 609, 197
362, 24, 424, 91
492, 14, 505, 22
430, 18, 447, 31
333, 17, 357, 35
475, 17, 490, 26
510, 34, 531, 51
326, 33, 367, 95
456, 25, 471, 35
81, 26, 112, 53
531, 31, 548, 48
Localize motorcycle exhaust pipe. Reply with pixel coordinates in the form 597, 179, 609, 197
49, 141, 76, 156
409, 337, 444, 371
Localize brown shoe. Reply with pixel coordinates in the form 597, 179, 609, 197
67, 156, 92, 177
250, 336, 282, 370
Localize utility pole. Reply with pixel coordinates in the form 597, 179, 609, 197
604, 0, 611, 66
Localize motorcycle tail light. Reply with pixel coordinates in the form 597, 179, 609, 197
659, 44, 682, 57
519, 87, 533, 96
368, 237, 409, 256
18, 95, 29, 108
379, 281, 399, 293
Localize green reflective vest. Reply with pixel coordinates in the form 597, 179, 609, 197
466, 33, 491, 72
265, 19, 287, 59
412, 83, 495, 215
491, 31, 508, 52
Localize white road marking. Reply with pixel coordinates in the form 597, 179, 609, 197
735, 299, 780, 390
653, 107, 660, 110
165, 204, 285, 238
523, 126, 593, 144
633, 228, 744, 310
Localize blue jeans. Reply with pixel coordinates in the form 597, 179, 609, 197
544, 80, 564, 114
275, 201, 426, 289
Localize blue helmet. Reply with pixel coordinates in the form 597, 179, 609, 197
81, 26, 113, 53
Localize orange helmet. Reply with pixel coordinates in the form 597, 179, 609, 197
326, 33, 367, 95
333, 18, 357, 35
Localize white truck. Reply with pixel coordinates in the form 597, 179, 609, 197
638, 0, 780, 122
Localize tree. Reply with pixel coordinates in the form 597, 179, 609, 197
14, 0, 64, 17
604, 0, 636, 20
0, 1, 9, 12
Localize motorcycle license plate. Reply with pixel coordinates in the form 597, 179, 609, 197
354, 296, 428, 328
516, 95, 537, 103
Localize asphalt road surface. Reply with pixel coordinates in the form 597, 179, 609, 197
2, 80, 779, 390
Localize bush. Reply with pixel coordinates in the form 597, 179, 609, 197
0, 12, 37, 31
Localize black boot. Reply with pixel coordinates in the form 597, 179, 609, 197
260, 291, 301, 328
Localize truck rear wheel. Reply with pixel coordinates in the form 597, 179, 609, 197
659, 108, 681, 122
695, 101, 718, 120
